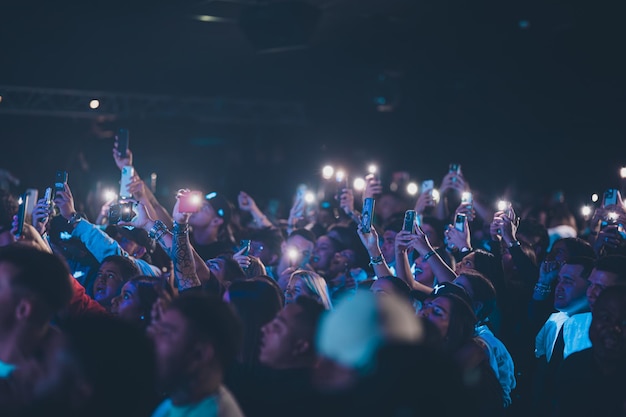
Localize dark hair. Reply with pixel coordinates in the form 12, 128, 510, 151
127, 276, 161, 327
376, 276, 412, 300
243, 256, 267, 279
59, 314, 158, 417
216, 255, 247, 285
557, 237, 596, 260
594, 254, 626, 284
421, 216, 447, 246
469, 249, 505, 298
457, 271, 497, 323
565, 256, 596, 280
517, 218, 550, 261
0, 245, 73, 323
293, 295, 325, 343
0, 189, 18, 233
226, 278, 283, 367
246, 227, 284, 263
438, 293, 477, 353
100, 255, 140, 281
168, 293, 243, 370
289, 228, 317, 245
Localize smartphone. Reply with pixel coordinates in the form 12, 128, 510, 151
449, 163, 461, 174
603, 189, 619, 207
108, 202, 135, 225
178, 191, 203, 213
454, 213, 466, 232
55, 171, 68, 192
239, 239, 251, 256
119, 166, 135, 199
25, 188, 38, 217
415, 213, 422, 229
421, 180, 434, 194
116, 128, 130, 158
461, 191, 473, 204
403, 210, 416, 233
15, 193, 29, 238
361, 197, 375, 233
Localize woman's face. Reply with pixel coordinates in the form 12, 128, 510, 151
418, 296, 452, 338
413, 254, 435, 287
284, 276, 312, 305
92, 261, 125, 308
312, 236, 336, 271
111, 281, 143, 322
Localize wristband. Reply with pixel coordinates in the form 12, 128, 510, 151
172, 221, 189, 235
148, 220, 168, 240
423, 250, 437, 261
68, 212, 85, 226
369, 254, 384, 266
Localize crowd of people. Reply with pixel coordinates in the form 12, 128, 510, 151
0, 139, 624, 417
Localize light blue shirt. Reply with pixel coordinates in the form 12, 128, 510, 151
475, 324, 516, 407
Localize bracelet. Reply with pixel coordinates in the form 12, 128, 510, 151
423, 250, 437, 261
148, 220, 168, 240
369, 254, 384, 266
172, 221, 189, 235
534, 283, 552, 296
68, 212, 85, 226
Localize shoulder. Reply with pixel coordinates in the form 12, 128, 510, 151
217, 385, 246, 417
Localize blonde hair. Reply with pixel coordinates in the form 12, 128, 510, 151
289, 269, 333, 310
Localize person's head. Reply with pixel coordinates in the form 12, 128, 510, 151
259, 296, 325, 369
0, 245, 73, 332
311, 234, 345, 273
554, 256, 595, 313
453, 271, 496, 324
587, 254, 626, 311
243, 255, 267, 278
92, 255, 140, 310
104, 225, 155, 262
455, 249, 504, 296
152, 293, 242, 392
379, 216, 403, 263
285, 269, 333, 310
420, 216, 447, 249
246, 226, 284, 267
413, 246, 454, 288
0, 189, 18, 247
546, 237, 595, 264
516, 217, 550, 263
370, 275, 411, 300
111, 276, 160, 329
282, 228, 316, 268
418, 282, 477, 353
588, 286, 626, 365
189, 191, 234, 241
30, 314, 157, 417
223, 277, 284, 366
327, 248, 358, 278
206, 255, 246, 287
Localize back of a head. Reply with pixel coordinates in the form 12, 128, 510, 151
458, 271, 497, 323
376, 276, 412, 300
560, 237, 596, 260
61, 314, 158, 417
169, 293, 243, 371
0, 245, 73, 322
293, 295, 326, 342
517, 217, 550, 261
595, 254, 626, 283
217, 255, 247, 284
0, 189, 18, 234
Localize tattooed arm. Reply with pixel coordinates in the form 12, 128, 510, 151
172, 222, 202, 291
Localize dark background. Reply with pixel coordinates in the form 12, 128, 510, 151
1, 0, 625, 215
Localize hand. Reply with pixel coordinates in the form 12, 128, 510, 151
233, 246, 251, 270
414, 190, 435, 214
490, 214, 504, 242
237, 191, 259, 213
394, 230, 413, 254
112, 140, 133, 170
117, 201, 152, 230
594, 225, 623, 253
444, 222, 471, 252
409, 225, 435, 255
439, 171, 467, 194
288, 194, 305, 227
356, 222, 380, 254
538, 259, 564, 286
53, 183, 76, 221
172, 190, 192, 224
454, 202, 476, 222
31, 196, 53, 234
363, 173, 383, 200
339, 188, 355, 216
127, 175, 148, 202
10, 220, 52, 253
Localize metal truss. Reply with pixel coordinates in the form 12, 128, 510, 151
0, 85, 306, 126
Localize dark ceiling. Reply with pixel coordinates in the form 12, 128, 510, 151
1, 0, 625, 207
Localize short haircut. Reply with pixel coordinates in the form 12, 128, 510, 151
293, 295, 325, 341
457, 271, 496, 322
0, 190, 18, 233
100, 255, 140, 281
168, 293, 243, 370
565, 256, 596, 280
559, 237, 596, 260
376, 276, 412, 300
594, 255, 626, 284
0, 245, 73, 322
246, 227, 284, 259
288, 228, 317, 245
